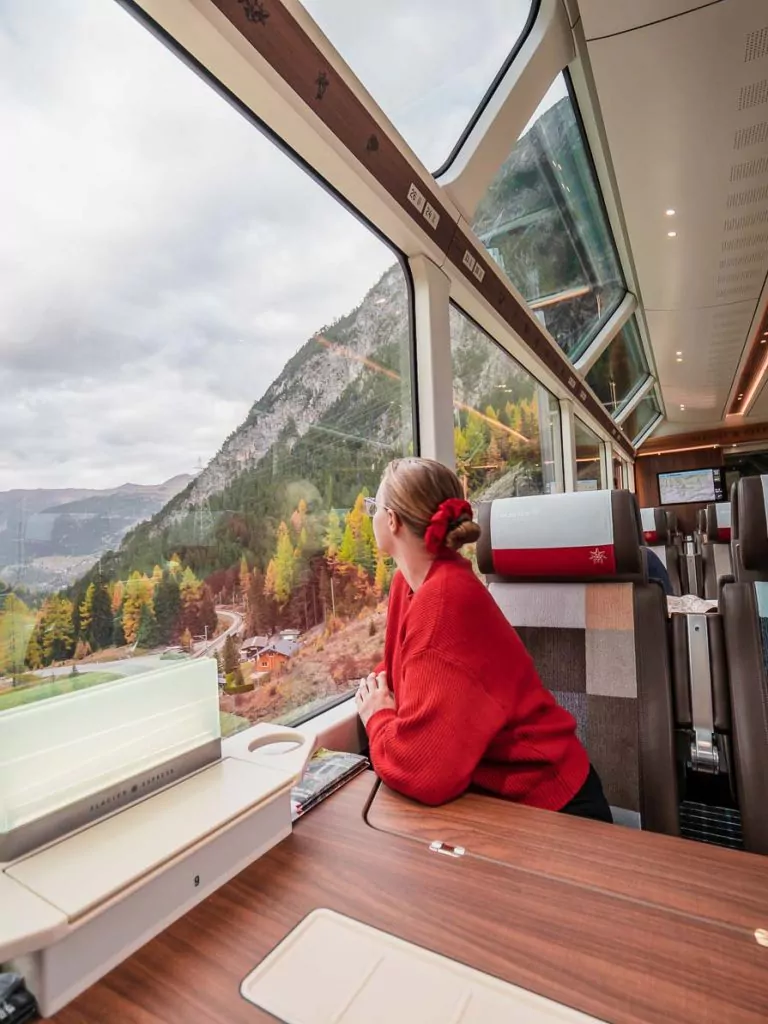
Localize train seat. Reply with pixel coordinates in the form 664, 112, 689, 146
720, 476, 768, 855
640, 507, 685, 595
476, 490, 679, 835
702, 501, 732, 598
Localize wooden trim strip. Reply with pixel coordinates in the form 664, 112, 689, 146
209, 0, 635, 457
638, 419, 768, 455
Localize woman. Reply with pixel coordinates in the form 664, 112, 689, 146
356, 457, 612, 822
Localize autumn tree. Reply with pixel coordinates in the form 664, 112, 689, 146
79, 584, 95, 642
324, 509, 343, 559
222, 634, 240, 676
122, 572, 153, 645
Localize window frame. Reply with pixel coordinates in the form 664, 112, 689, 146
433, 0, 543, 177
584, 314, 652, 421
573, 415, 607, 491
448, 301, 565, 497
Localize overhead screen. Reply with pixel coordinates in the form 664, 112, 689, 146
657, 468, 726, 505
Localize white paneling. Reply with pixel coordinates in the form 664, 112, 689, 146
584, 0, 768, 431
580, 1, 727, 41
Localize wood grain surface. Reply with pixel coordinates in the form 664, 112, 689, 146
50, 773, 768, 1024
368, 782, 768, 932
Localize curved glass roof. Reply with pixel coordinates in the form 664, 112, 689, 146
301, 0, 537, 172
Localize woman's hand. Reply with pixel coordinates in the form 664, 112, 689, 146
355, 672, 396, 727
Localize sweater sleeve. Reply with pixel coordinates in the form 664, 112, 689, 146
365, 649, 505, 806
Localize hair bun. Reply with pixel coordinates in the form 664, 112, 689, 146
445, 519, 482, 551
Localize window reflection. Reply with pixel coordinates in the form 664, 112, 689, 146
0, 0, 413, 735
473, 74, 625, 361
586, 316, 649, 417
450, 307, 562, 499
622, 394, 662, 444
574, 419, 604, 492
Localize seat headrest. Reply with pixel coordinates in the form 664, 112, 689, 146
639, 506, 669, 544
737, 477, 768, 571
476, 490, 643, 582
666, 510, 678, 533
696, 508, 707, 533
705, 502, 731, 542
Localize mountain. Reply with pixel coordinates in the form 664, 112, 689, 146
0, 476, 192, 590
67, 99, 578, 591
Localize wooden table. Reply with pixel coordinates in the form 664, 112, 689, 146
51, 773, 768, 1024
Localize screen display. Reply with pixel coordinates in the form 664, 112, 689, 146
657, 469, 725, 504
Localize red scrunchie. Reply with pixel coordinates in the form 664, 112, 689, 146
424, 498, 473, 554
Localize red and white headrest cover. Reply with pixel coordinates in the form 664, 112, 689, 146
737, 477, 768, 572
640, 507, 668, 545
476, 490, 642, 581
705, 502, 731, 542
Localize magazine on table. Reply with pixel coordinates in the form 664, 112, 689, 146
291, 748, 369, 821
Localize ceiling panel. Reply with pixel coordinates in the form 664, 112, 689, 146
579, 1, 729, 42
584, 0, 768, 433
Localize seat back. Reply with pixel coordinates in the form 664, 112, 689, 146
702, 502, 733, 598
640, 507, 684, 594
720, 476, 768, 854
477, 490, 679, 834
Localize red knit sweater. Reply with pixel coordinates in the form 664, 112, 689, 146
366, 550, 589, 809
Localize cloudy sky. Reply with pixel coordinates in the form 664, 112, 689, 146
1, 0, 539, 491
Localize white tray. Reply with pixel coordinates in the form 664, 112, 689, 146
241, 908, 605, 1023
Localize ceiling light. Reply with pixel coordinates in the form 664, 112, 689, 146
666, 209, 676, 216
667, 231, 677, 238
762, 338, 767, 344
680, 404, 685, 410
675, 351, 682, 356
676, 357, 683, 363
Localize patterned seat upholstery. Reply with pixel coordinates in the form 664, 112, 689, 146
640, 507, 684, 595
702, 501, 732, 599
476, 490, 679, 834
720, 476, 768, 854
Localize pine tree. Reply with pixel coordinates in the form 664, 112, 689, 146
180, 627, 193, 653
43, 596, 75, 663
273, 522, 296, 604
113, 608, 126, 647
136, 602, 158, 649
239, 555, 251, 610
25, 628, 44, 670
222, 634, 240, 675
324, 510, 343, 559
90, 582, 114, 650
153, 570, 181, 646
338, 494, 375, 576
246, 568, 268, 636
79, 584, 95, 641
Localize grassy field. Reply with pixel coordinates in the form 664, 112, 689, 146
0, 671, 123, 711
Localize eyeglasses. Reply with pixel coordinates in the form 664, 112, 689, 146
363, 497, 386, 518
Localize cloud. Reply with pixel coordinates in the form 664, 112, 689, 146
1, 0, 398, 490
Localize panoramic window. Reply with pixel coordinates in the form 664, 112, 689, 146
472, 74, 625, 361
574, 419, 604, 492
301, 0, 537, 172
450, 307, 562, 500
585, 316, 649, 418
622, 394, 662, 444
0, 1, 413, 735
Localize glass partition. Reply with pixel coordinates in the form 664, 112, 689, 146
622, 394, 662, 444
0, 0, 414, 737
574, 419, 605, 492
450, 307, 562, 499
472, 74, 625, 361
302, 0, 537, 172
586, 316, 649, 417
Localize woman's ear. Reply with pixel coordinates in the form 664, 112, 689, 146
387, 508, 401, 536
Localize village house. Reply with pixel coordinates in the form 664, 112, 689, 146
255, 637, 300, 673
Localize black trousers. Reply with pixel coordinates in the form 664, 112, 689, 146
559, 765, 613, 823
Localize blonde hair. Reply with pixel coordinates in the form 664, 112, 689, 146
381, 458, 481, 551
